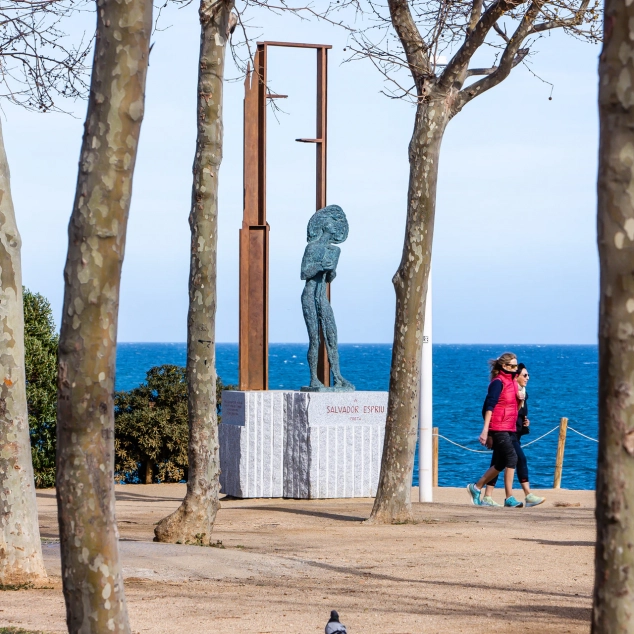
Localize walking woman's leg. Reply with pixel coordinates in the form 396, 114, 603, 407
476, 466, 501, 490
515, 441, 545, 506
468, 465, 502, 505
484, 449, 499, 498
515, 441, 530, 495
492, 432, 519, 505
504, 468, 516, 499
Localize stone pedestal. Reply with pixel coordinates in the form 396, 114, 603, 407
219, 390, 388, 499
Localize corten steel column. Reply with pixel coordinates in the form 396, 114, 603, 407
239, 47, 269, 391
315, 46, 330, 385
239, 42, 332, 391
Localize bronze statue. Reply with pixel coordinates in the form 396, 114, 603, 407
300, 205, 354, 392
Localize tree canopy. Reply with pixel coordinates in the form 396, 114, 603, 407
115, 365, 189, 484
24, 287, 58, 488
115, 365, 233, 484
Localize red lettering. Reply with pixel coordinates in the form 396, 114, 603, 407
325, 404, 386, 415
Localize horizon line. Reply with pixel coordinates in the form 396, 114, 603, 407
117, 341, 599, 346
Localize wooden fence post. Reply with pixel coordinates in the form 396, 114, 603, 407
553, 417, 568, 489
432, 427, 438, 487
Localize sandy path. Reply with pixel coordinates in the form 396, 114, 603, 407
1, 485, 595, 633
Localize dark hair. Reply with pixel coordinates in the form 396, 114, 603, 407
488, 352, 517, 380
517, 363, 527, 376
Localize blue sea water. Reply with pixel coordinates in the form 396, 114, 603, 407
116, 343, 598, 491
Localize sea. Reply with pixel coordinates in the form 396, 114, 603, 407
116, 343, 598, 491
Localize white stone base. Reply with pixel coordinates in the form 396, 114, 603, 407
219, 391, 286, 498
219, 390, 388, 499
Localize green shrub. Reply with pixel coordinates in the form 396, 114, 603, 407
114, 364, 233, 484
22, 286, 234, 488
24, 288, 58, 489
114, 365, 188, 484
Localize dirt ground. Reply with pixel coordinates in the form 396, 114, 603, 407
1, 484, 595, 633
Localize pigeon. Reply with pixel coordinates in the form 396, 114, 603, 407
325, 610, 347, 634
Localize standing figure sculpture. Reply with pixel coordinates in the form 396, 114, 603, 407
301, 205, 355, 392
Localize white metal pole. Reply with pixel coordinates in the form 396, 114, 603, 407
418, 272, 433, 502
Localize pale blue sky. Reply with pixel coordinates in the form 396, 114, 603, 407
7, 4, 599, 344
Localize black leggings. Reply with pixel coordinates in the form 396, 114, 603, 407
488, 433, 527, 486
488, 431, 518, 473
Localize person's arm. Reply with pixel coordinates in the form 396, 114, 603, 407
480, 379, 502, 444
480, 410, 492, 445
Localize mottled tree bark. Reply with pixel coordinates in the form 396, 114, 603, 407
0, 120, 47, 585
593, 2, 634, 630
368, 101, 449, 523
154, 0, 234, 545
144, 461, 153, 485
55, 0, 152, 629
368, 0, 545, 523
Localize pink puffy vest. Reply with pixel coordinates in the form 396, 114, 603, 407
489, 371, 518, 432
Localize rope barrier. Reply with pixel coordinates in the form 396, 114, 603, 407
432, 433, 490, 454
521, 425, 560, 447
431, 422, 599, 454
568, 426, 599, 443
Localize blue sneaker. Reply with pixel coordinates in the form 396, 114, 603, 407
504, 496, 524, 508
467, 483, 482, 506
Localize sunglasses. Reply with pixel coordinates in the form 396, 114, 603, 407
505, 363, 518, 369
520, 373, 529, 378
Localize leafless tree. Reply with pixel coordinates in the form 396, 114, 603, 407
151, 0, 353, 544
152, 0, 329, 544
55, 0, 152, 629
284, 0, 600, 523
0, 0, 89, 111
154, 0, 236, 545
593, 0, 634, 630
155, 0, 599, 536
0, 0, 89, 587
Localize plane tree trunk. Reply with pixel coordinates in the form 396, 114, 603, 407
154, 0, 234, 545
593, 1, 634, 630
55, 0, 152, 629
366, 0, 556, 524
0, 120, 47, 585
368, 98, 449, 523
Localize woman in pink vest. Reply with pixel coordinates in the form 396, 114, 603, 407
467, 352, 523, 507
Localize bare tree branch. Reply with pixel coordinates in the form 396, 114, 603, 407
466, 47, 528, 75
467, 0, 484, 33
387, 0, 431, 88
529, 0, 591, 32
456, 0, 544, 108
0, 0, 91, 112
493, 21, 511, 42
440, 0, 529, 89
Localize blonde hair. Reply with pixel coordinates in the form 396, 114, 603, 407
489, 352, 517, 380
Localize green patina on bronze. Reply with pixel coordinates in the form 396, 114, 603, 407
300, 205, 354, 393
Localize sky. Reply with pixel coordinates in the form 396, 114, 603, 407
6, 4, 600, 344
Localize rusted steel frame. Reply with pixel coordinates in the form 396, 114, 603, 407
315, 45, 330, 386
239, 48, 269, 391
259, 41, 333, 49
239, 42, 331, 390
